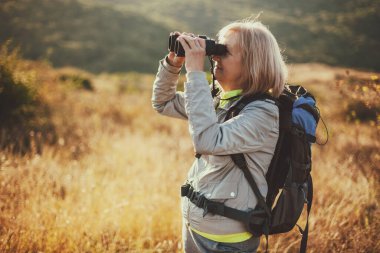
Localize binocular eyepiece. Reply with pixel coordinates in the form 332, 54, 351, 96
168, 34, 228, 57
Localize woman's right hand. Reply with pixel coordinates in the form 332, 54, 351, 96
167, 51, 185, 67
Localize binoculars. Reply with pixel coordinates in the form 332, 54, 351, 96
168, 34, 228, 57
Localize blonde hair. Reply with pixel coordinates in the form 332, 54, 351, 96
217, 20, 287, 98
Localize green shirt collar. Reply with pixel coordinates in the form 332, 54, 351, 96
220, 89, 243, 100
219, 89, 243, 108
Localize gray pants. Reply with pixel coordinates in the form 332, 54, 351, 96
182, 222, 260, 253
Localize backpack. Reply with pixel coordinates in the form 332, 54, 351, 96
181, 84, 321, 253
226, 85, 320, 252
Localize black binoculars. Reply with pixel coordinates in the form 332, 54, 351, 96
168, 34, 228, 57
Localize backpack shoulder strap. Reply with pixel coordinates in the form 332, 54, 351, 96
230, 153, 271, 216
299, 176, 313, 253
226, 93, 279, 215
225, 92, 278, 121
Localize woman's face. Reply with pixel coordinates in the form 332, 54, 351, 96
212, 31, 244, 91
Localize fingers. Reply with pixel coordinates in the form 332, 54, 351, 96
168, 51, 176, 59
198, 38, 206, 48
193, 38, 200, 48
182, 32, 195, 37
168, 50, 184, 63
170, 31, 181, 36
171, 30, 206, 50
190, 37, 205, 49
178, 35, 205, 50
178, 36, 191, 51
170, 31, 195, 38
194, 38, 204, 49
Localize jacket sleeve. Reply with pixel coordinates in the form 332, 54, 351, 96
151, 57, 188, 120
184, 72, 279, 155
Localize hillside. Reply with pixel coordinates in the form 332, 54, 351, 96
0, 0, 170, 73
1, 0, 379, 73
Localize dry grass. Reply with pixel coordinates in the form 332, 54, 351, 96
0, 60, 379, 252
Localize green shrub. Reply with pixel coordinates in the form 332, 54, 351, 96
0, 43, 55, 154
0, 44, 38, 125
336, 72, 379, 125
59, 74, 94, 91
346, 101, 379, 123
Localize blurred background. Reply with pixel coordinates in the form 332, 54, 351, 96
1, 0, 379, 73
0, 0, 379, 252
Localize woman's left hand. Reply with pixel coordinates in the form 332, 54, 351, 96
177, 35, 206, 72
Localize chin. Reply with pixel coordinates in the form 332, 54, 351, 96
214, 72, 222, 81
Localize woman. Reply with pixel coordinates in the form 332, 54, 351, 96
152, 19, 287, 253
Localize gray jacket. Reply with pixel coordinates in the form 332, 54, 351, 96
152, 58, 279, 235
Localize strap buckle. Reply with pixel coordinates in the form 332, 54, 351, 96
202, 201, 225, 217
181, 184, 191, 197
246, 208, 270, 237
182, 184, 206, 208
291, 125, 305, 137
193, 194, 206, 208
188, 187, 195, 199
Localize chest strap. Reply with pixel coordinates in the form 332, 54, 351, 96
181, 183, 267, 236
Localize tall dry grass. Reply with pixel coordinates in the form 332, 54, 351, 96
0, 59, 379, 252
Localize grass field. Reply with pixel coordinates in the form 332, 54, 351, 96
0, 54, 379, 252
